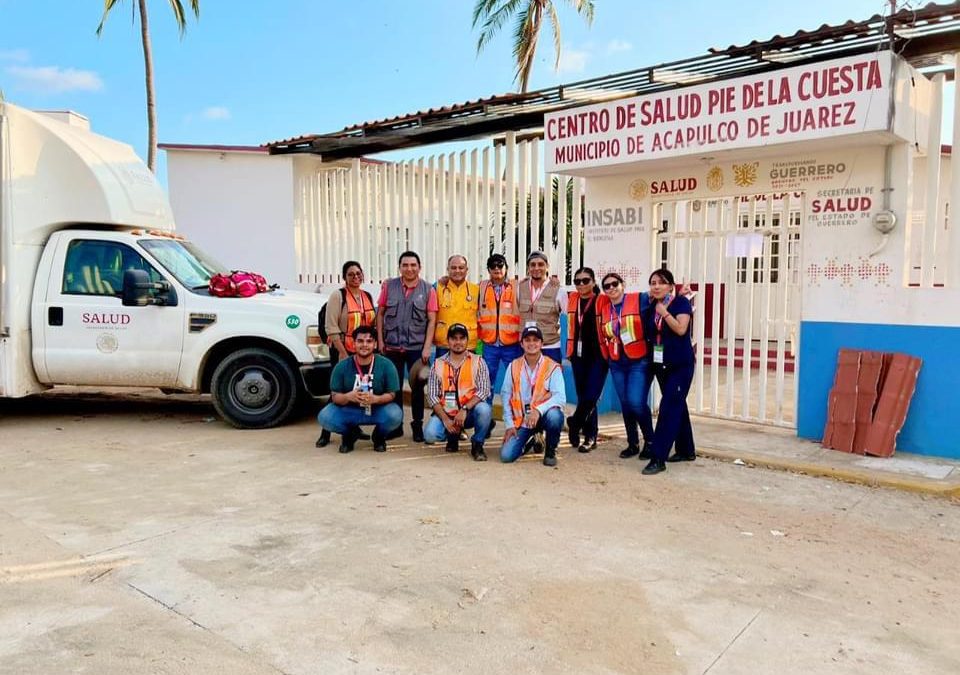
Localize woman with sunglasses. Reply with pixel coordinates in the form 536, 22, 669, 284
564, 267, 606, 452
641, 268, 696, 475
317, 260, 377, 447
596, 272, 654, 460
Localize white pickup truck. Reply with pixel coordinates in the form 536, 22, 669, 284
0, 102, 331, 427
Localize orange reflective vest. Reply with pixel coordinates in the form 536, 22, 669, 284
565, 291, 598, 358
596, 293, 647, 361
477, 280, 521, 345
433, 355, 480, 415
343, 289, 377, 353
508, 357, 560, 429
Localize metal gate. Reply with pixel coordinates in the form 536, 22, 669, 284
652, 193, 803, 427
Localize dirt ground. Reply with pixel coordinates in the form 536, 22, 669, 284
1, 389, 958, 675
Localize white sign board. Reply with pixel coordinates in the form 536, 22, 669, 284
545, 52, 892, 172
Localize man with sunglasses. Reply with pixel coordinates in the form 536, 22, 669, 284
477, 253, 522, 401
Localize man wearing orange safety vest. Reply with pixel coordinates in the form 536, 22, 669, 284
477, 253, 522, 401
500, 326, 567, 467
424, 323, 493, 461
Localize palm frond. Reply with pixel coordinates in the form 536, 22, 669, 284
545, 2, 562, 69
512, 3, 541, 92
95, 0, 124, 37
471, 0, 502, 28
475, 0, 525, 53
564, 0, 595, 25
167, 0, 201, 36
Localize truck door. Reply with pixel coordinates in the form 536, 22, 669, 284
41, 237, 185, 387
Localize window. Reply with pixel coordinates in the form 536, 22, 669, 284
62, 239, 164, 297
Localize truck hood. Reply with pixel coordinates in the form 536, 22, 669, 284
195, 288, 325, 321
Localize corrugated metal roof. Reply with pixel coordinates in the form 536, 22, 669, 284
267, 2, 960, 160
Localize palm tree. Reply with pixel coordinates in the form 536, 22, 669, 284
472, 0, 594, 93
96, 0, 200, 173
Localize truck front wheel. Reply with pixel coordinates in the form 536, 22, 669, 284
211, 348, 298, 429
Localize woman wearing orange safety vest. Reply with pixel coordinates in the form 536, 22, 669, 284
596, 272, 655, 461
477, 253, 522, 402
565, 267, 607, 453
318, 260, 377, 448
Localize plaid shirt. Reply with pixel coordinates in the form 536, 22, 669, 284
427, 352, 491, 408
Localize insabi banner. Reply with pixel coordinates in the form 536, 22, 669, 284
545, 52, 892, 173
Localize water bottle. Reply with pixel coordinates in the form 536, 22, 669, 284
359, 378, 372, 416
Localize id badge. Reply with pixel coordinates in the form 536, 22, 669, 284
576, 341, 583, 357
443, 391, 459, 415
653, 345, 665, 364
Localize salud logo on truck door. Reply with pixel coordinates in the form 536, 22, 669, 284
285, 315, 301, 329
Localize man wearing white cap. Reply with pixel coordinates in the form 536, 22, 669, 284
500, 325, 567, 467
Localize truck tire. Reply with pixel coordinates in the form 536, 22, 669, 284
211, 348, 298, 429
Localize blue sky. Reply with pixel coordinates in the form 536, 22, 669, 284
0, 0, 914, 173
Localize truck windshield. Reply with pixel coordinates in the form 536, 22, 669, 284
139, 239, 226, 289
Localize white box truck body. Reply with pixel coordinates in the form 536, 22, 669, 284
0, 102, 330, 427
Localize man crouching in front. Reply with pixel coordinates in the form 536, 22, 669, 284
316, 326, 402, 453
500, 326, 567, 467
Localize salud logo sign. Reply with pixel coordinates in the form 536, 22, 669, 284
285, 315, 301, 329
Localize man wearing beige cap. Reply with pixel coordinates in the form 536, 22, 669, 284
516, 251, 565, 364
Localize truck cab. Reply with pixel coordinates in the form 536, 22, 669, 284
0, 102, 330, 428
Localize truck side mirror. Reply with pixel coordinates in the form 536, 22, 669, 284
122, 269, 177, 307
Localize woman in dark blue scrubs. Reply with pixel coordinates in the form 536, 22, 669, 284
642, 268, 696, 475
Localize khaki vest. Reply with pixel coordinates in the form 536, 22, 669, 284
517, 279, 561, 345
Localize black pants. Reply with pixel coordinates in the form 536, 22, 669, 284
570, 355, 608, 440
650, 362, 696, 461
386, 349, 426, 425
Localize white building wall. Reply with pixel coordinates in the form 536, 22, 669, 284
164, 149, 302, 289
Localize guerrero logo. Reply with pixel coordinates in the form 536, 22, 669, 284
629, 178, 648, 201
732, 162, 759, 188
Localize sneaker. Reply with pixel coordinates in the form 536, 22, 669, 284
543, 447, 557, 467
315, 429, 331, 448
524, 432, 545, 455
372, 430, 387, 453
445, 437, 460, 453
566, 416, 581, 448
619, 444, 640, 459
471, 441, 487, 462
666, 453, 696, 463
639, 441, 653, 460
577, 438, 597, 453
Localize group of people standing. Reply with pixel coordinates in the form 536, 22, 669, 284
316, 249, 696, 475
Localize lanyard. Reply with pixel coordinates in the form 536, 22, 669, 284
576, 295, 595, 341
445, 357, 465, 391
612, 300, 624, 337
530, 281, 546, 304
653, 295, 673, 345
523, 356, 543, 391
353, 356, 374, 381
493, 283, 503, 302
348, 289, 371, 315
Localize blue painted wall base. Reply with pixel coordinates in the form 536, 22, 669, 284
798, 321, 960, 459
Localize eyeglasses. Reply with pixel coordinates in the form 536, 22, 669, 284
602, 281, 621, 290
574, 277, 592, 285
346, 271, 363, 278
488, 263, 506, 270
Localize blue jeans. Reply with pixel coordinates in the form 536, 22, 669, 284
317, 402, 403, 437
651, 362, 696, 461
500, 407, 564, 463
481, 342, 522, 403
423, 402, 493, 444
570, 355, 608, 440
608, 357, 654, 448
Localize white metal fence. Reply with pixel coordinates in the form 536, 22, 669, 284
293, 132, 585, 286
653, 193, 804, 427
